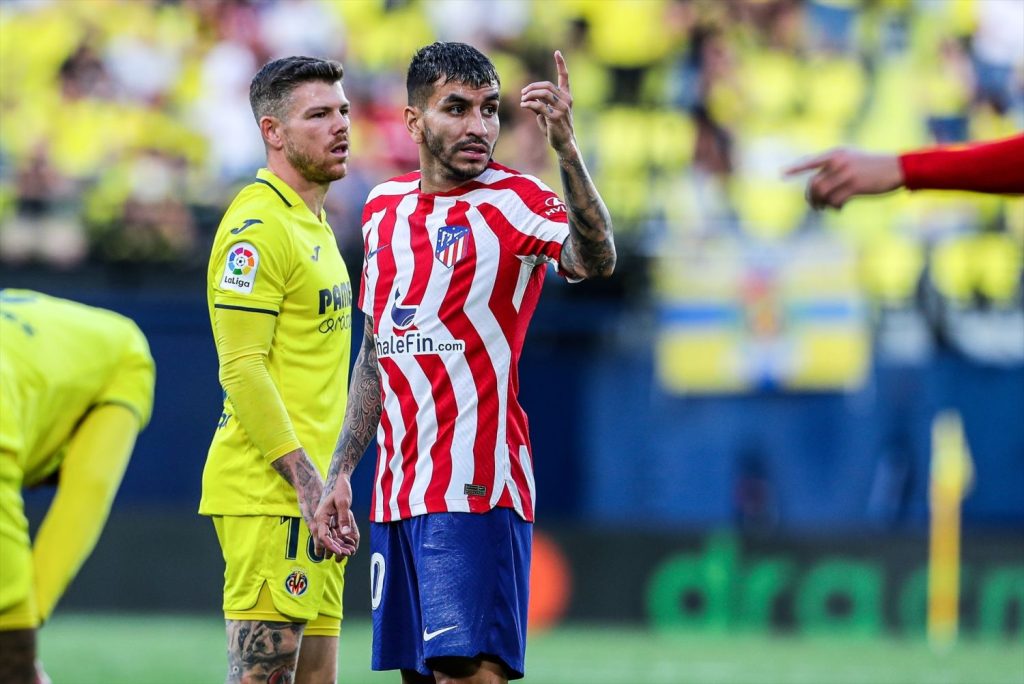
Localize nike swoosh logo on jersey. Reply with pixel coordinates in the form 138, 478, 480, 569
230, 218, 264, 234
422, 625, 458, 641
367, 243, 390, 259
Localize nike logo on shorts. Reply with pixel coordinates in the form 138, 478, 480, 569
422, 625, 458, 641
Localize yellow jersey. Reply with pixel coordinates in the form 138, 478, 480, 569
0, 290, 155, 485
200, 168, 352, 517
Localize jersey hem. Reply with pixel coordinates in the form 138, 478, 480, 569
198, 504, 303, 517
368, 499, 534, 524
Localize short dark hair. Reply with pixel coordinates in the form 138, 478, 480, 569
249, 56, 344, 122
407, 42, 500, 108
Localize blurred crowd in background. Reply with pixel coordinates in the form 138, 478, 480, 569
1, 0, 1020, 271
4, 0, 1024, 398
5, 0, 1019, 377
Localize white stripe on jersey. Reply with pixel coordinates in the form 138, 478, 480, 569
372, 419, 388, 521
367, 177, 419, 200
378, 361, 407, 522
457, 203, 513, 511
405, 198, 462, 515
512, 258, 532, 312
459, 185, 567, 252
405, 358, 435, 514
519, 444, 537, 514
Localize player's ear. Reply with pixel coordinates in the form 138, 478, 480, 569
404, 106, 424, 144
260, 115, 285, 151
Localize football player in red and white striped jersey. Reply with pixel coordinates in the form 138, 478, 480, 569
315, 42, 615, 683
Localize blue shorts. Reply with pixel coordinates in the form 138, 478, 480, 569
369, 508, 532, 679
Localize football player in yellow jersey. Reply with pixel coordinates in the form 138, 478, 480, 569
0, 290, 155, 684
200, 56, 359, 683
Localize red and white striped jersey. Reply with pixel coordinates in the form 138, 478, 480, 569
358, 161, 571, 523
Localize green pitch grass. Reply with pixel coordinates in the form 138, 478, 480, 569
40, 614, 1022, 684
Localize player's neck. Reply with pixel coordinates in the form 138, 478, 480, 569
417, 155, 480, 195
267, 159, 329, 219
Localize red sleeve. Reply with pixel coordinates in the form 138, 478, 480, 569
898, 133, 1024, 194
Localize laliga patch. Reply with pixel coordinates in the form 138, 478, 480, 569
221, 242, 260, 294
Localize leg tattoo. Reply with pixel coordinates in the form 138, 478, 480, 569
225, 620, 303, 684
0, 628, 36, 684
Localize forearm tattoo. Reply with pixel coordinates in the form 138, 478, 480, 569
272, 453, 321, 519
559, 152, 616, 278
325, 317, 382, 491
0, 629, 35, 684
226, 620, 302, 684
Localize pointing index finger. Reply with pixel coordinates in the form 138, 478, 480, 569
554, 50, 569, 91
782, 151, 832, 177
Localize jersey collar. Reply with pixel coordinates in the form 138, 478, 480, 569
255, 168, 301, 209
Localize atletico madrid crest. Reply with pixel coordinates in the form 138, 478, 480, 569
435, 225, 470, 268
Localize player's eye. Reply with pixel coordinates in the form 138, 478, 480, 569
483, 105, 498, 116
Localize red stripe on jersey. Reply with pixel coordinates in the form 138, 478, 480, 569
419, 354, 456, 511
511, 268, 548, 521
420, 163, 568, 225
369, 201, 401, 518
499, 254, 547, 522
366, 204, 400, 323
482, 223, 534, 517
483, 218, 534, 440
391, 196, 441, 517
373, 386, 398, 519
487, 162, 571, 224
477, 202, 563, 261
437, 199, 497, 513
385, 357, 418, 519
404, 196, 434, 303
407, 196, 458, 511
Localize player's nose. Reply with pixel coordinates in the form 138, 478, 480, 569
466, 109, 487, 137
331, 111, 350, 134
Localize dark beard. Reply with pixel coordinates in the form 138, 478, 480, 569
424, 126, 487, 182
285, 141, 343, 184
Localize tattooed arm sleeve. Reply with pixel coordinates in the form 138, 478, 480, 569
324, 315, 382, 493
557, 147, 616, 280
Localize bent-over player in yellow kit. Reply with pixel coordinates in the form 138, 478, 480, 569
0, 290, 155, 684
200, 56, 358, 684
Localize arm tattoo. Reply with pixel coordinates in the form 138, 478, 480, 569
324, 316, 382, 491
558, 150, 616, 279
226, 619, 302, 684
272, 453, 321, 520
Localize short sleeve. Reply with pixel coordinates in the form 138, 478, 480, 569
210, 219, 290, 314
480, 174, 570, 266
